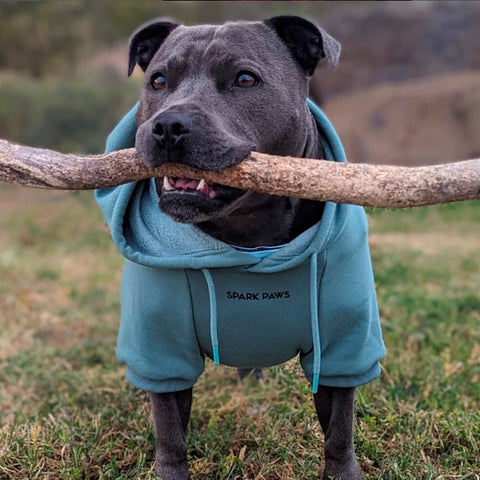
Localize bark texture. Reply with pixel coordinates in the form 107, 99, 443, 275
0, 138, 479, 208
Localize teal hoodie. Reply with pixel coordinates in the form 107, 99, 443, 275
95, 100, 385, 394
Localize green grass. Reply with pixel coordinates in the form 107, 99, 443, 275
0, 187, 479, 479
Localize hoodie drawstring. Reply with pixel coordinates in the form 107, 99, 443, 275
309, 252, 321, 394
202, 256, 322, 393
201, 268, 220, 365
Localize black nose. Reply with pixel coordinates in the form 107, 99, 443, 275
152, 111, 191, 148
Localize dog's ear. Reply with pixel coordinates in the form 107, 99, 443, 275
265, 16, 340, 76
128, 19, 179, 76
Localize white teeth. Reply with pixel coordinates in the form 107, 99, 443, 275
163, 176, 174, 191
196, 178, 206, 191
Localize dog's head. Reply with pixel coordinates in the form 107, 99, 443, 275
129, 16, 340, 223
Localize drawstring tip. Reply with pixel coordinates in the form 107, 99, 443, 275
311, 374, 319, 394
213, 346, 220, 365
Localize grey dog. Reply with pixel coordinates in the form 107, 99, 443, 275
122, 15, 370, 480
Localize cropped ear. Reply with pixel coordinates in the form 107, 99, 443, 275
128, 19, 179, 76
265, 16, 341, 76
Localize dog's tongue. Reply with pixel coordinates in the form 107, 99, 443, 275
163, 176, 216, 199
174, 178, 201, 190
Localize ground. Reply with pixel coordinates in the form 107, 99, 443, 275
0, 185, 479, 480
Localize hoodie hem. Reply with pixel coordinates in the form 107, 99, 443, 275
124, 361, 382, 393
126, 368, 199, 393
315, 362, 382, 389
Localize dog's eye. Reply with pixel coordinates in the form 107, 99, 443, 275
151, 73, 167, 91
234, 71, 259, 89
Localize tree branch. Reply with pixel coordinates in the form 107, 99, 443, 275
0, 138, 479, 208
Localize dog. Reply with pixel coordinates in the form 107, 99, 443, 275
96, 15, 385, 480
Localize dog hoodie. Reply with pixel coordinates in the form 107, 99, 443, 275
95, 100, 386, 393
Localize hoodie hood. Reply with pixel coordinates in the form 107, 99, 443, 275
95, 100, 348, 273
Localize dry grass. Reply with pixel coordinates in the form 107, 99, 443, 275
0, 186, 479, 479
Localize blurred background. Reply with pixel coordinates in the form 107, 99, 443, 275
1, 0, 480, 165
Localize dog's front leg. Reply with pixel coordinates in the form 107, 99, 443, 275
313, 386, 364, 480
150, 388, 193, 480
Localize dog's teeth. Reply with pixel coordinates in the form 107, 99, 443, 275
163, 176, 174, 191
196, 178, 206, 191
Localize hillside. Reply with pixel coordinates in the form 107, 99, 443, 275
324, 71, 480, 165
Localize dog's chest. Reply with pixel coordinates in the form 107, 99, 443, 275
186, 263, 316, 368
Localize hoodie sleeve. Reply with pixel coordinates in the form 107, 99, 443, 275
302, 205, 386, 388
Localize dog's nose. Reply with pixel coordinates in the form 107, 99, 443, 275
152, 111, 191, 148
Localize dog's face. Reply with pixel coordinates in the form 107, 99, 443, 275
130, 16, 339, 223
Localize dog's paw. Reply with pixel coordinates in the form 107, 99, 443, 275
155, 463, 191, 480
322, 460, 364, 480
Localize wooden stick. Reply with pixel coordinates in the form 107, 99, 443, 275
0, 138, 479, 208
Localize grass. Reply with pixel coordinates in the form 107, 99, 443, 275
0, 185, 479, 480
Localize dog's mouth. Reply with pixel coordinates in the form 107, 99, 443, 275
156, 175, 246, 223
161, 176, 216, 199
